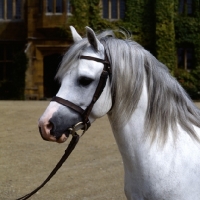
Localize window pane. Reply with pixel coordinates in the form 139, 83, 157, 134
179, 0, 184, 13
178, 48, 184, 69
187, 48, 193, 69
120, 0, 125, 19
0, 0, 4, 19
15, 0, 21, 19
187, 0, 193, 15
47, 0, 53, 12
67, 0, 72, 14
7, 0, 13, 19
111, 0, 117, 19
102, 0, 108, 18
56, 0, 62, 13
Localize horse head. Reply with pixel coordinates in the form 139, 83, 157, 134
38, 26, 112, 143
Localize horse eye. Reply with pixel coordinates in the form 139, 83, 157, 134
78, 77, 94, 86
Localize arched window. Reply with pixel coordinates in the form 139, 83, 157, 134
102, 0, 125, 20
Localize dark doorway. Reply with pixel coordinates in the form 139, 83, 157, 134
43, 54, 62, 98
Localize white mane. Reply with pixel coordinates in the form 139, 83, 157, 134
56, 30, 200, 144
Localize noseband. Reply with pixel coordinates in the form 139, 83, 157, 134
51, 54, 111, 136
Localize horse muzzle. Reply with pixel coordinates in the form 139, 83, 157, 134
39, 121, 88, 142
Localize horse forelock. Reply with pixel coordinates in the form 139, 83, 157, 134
56, 30, 200, 144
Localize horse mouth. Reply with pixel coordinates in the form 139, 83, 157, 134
39, 127, 70, 143
50, 129, 70, 139
62, 130, 70, 138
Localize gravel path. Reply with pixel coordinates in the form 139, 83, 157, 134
0, 101, 200, 200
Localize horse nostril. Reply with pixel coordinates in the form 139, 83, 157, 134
47, 122, 53, 131
48, 120, 57, 136
48, 119, 64, 139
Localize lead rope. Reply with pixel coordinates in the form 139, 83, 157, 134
16, 133, 80, 200
16, 42, 111, 200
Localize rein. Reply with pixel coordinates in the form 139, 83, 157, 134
16, 133, 79, 200
16, 52, 111, 200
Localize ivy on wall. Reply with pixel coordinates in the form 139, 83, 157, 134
155, 0, 176, 72
69, 0, 89, 34
68, 0, 157, 48
68, 0, 116, 35
66, 0, 200, 99
68, 0, 176, 71
174, 0, 200, 99
123, 0, 155, 52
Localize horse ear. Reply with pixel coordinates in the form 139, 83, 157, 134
86, 26, 104, 52
70, 26, 82, 42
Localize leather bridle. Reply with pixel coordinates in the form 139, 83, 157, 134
16, 48, 112, 200
51, 54, 111, 137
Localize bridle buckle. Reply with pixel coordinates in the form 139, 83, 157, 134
68, 122, 88, 137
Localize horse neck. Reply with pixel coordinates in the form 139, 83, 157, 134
108, 82, 148, 168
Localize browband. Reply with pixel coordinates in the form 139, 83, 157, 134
80, 55, 110, 65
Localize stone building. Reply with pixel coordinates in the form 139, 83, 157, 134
0, 0, 199, 99
0, 0, 72, 99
